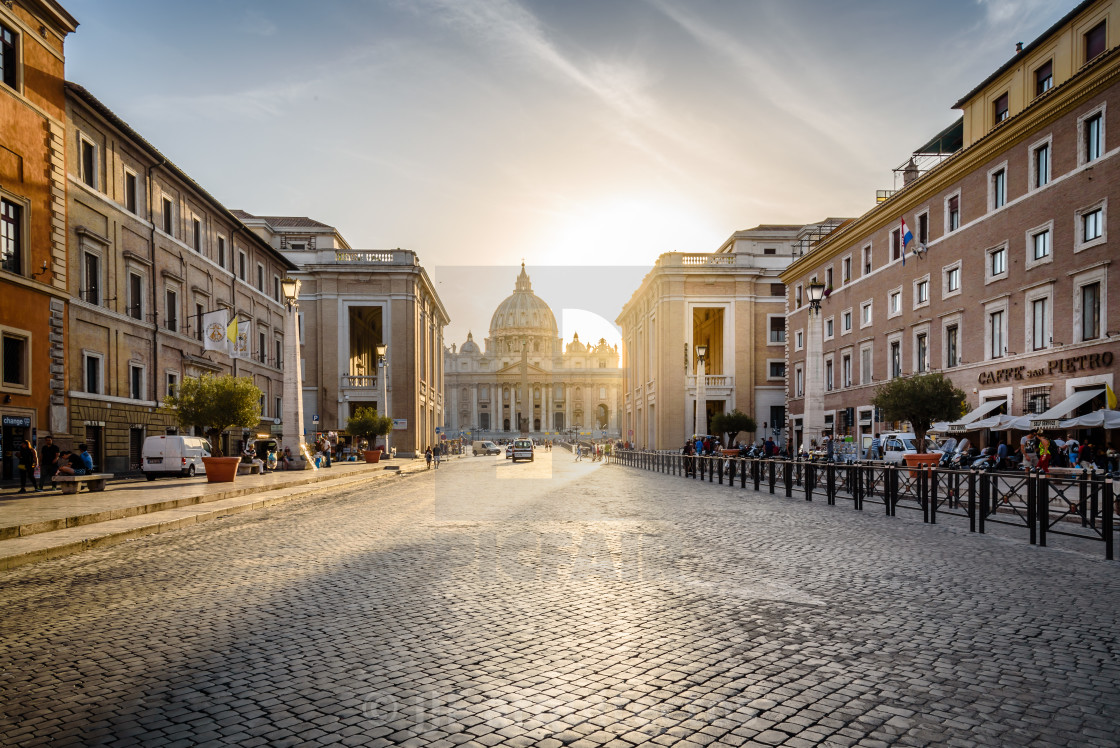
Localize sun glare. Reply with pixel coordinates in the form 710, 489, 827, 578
560, 308, 622, 350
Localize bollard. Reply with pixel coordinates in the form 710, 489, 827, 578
717, 456, 724, 485
978, 470, 989, 534
785, 460, 793, 497
740, 458, 747, 488
753, 460, 761, 492
1037, 473, 1049, 548
1104, 477, 1114, 561
805, 463, 814, 502
768, 460, 776, 494
825, 463, 835, 505
709, 456, 714, 483
1027, 471, 1036, 545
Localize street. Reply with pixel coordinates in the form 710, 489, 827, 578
1, 451, 1119, 747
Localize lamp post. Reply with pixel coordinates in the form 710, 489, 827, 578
804, 279, 827, 447
695, 344, 708, 438
280, 277, 310, 469
376, 343, 390, 458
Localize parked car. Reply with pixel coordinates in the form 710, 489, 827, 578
511, 439, 535, 462
506, 444, 515, 459
142, 435, 212, 479
471, 440, 501, 456
881, 432, 944, 464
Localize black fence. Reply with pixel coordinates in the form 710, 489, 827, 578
610, 451, 1117, 561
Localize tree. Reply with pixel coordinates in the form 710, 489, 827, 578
345, 407, 393, 450
165, 374, 262, 456
871, 373, 966, 454
711, 409, 758, 446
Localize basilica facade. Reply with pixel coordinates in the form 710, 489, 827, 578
443, 265, 622, 439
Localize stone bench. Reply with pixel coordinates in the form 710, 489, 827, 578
237, 462, 264, 476
54, 473, 113, 494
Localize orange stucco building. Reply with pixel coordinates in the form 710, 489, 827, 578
0, 0, 77, 480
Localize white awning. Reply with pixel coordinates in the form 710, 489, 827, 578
1060, 409, 1120, 429
947, 399, 1007, 432
1029, 388, 1105, 429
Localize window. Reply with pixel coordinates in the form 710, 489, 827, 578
2, 332, 28, 387
890, 341, 902, 378
989, 310, 1005, 358
947, 194, 960, 231
915, 278, 929, 305
842, 354, 852, 388
842, 257, 851, 283
1032, 229, 1050, 261
162, 197, 173, 235
1085, 112, 1103, 162
1081, 282, 1101, 341
988, 246, 1007, 278
824, 318, 834, 339
238, 251, 246, 281
84, 353, 102, 394
795, 285, 803, 307
127, 272, 143, 320
129, 365, 144, 401
275, 338, 282, 369
888, 290, 901, 316
258, 331, 266, 363
860, 345, 872, 385
80, 137, 97, 189
1034, 142, 1050, 187
860, 300, 873, 328
256, 263, 264, 291
0, 21, 17, 89
166, 371, 179, 398
842, 310, 852, 333
768, 317, 785, 343
916, 333, 928, 373
165, 288, 178, 332
991, 168, 1006, 209
945, 324, 959, 368
193, 218, 202, 252
945, 264, 961, 295
795, 330, 804, 350
83, 252, 101, 305
275, 397, 282, 419
763, 247, 776, 255
825, 359, 834, 391
125, 171, 138, 213
863, 244, 872, 274
890, 228, 901, 261
795, 366, 804, 397
1085, 20, 1106, 63
1035, 60, 1053, 96
825, 267, 833, 288
917, 213, 928, 245
273, 276, 281, 302
992, 94, 1009, 125
1031, 298, 1048, 350
1082, 207, 1103, 243
1, 197, 23, 274
194, 303, 204, 341
768, 361, 785, 378
218, 236, 226, 269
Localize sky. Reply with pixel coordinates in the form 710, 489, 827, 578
63, 0, 1071, 347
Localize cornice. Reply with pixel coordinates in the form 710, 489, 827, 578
782, 48, 1120, 283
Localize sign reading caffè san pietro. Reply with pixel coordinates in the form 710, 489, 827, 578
976, 352, 1114, 385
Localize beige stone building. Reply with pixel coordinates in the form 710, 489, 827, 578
617, 222, 846, 450
443, 265, 622, 440
236, 212, 448, 457
64, 84, 296, 471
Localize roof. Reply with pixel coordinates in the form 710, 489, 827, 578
952, 0, 1097, 109
232, 210, 335, 230
741, 224, 805, 233
64, 82, 297, 272
914, 117, 964, 155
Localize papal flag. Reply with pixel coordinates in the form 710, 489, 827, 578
1107, 383, 1118, 410
202, 309, 230, 353
232, 319, 250, 359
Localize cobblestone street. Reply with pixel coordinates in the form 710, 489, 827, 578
2, 452, 1119, 747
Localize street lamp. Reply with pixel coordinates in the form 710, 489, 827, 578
806, 280, 826, 313
280, 277, 310, 469
375, 342, 390, 458
695, 344, 708, 438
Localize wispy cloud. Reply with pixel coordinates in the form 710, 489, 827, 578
242, 9, 277, 37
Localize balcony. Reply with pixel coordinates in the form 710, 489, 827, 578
341, 374, 378, 388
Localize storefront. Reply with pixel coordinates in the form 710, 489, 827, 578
1, 412, 36, 482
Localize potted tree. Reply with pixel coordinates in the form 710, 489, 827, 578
165, 374, 263, 483
711, 410, 758, 455
346, 407, 393, 463
871, 373, 966, 471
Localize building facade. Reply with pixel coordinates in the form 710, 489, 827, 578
236, 212, 448, 457
64, 84, 297, 470
443, 265, 623, 440
0, 0, 77, 481
617, 223, 845, 450
782, 0, 1120, 450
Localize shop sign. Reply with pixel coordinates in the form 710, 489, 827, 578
977, 351, 1114, 385
2, 415, 31, 428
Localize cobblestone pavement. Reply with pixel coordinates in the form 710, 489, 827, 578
2, 451, 1119, 747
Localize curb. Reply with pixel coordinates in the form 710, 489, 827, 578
0, 463, 429, 572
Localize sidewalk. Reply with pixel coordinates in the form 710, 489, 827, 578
0, 456, 445, 571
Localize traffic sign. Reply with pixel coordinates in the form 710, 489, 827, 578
313, 414, 320, 423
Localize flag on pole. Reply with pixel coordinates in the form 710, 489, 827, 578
232, 319, 250, 359
1107, 383, 1118, 410
202, 309, 230, 353
900, 217, 913, 266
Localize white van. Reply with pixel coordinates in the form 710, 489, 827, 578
880, 432, 942, 464
142, 435, 212, 479
471, 440, 501, 456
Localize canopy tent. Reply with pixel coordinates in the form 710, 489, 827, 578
970, 414, 1023, 431
1029, 388, 1105, 429
929, 421, 951, 433
946, 399, 1008, 433
1059, 409, 1120, 429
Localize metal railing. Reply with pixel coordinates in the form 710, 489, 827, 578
610, 451, 1117, 561
341, 374, 378, 388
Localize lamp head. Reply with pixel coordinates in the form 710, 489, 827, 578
280, 277, 300, 303
807, 280, 826, 304
375, 343, 387, 358
696, 344, 708, 361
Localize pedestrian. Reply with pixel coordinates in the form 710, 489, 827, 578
765, 436, 776, 457
56, 449, 87, 477
424, 446, 433, 468
823, 433, 834, 462
433, 443, 441, 469
1063, 433, 1080, 467
17, 439, 40, 493
39, 435, 60, 490
868, 433, 881, 460
1021, 431, 1039, 471
1037, 434, 1052, 473
996, 440, 1008, 470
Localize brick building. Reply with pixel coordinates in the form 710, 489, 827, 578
781, 0, 1120, 451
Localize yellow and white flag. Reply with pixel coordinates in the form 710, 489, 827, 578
1107, 383, 1117, 410
202, 310, 230, 353
231, 319, 250, 359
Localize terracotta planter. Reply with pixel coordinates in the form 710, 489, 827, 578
202, 456, 241, 483
721, 449, 740, 457
902, 453, 939, 476
364, 449, 382, 464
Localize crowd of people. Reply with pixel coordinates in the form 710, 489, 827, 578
15, 437, 95, 492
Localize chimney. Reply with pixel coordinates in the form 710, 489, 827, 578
902, 157, 920, 186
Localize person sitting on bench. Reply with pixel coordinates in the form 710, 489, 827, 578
56, 450, 88, 476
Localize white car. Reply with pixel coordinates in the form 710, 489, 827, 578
511, 439, 534, 462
